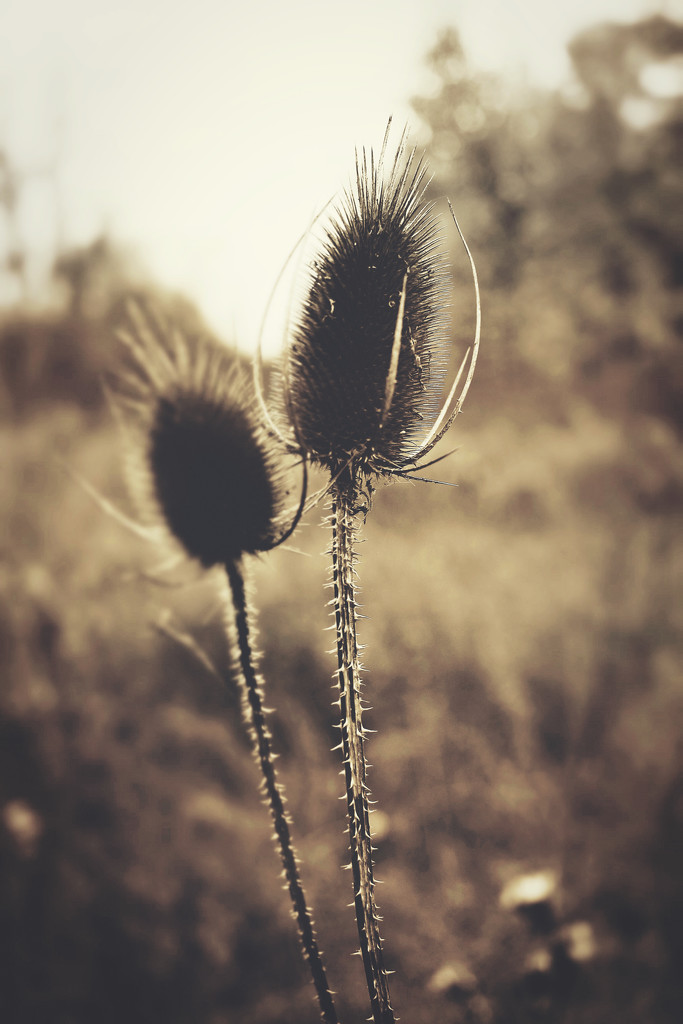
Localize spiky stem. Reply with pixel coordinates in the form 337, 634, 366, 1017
224, 558, 339, 1024
330, 472, 395, 1024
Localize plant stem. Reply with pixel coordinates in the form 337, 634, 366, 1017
224, 558, 339, 1024
331, 473, 395, 1024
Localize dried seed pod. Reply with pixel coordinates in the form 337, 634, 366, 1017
287, 131, 451, 478
114, 305, 339, 1023
116, 304, 286, 566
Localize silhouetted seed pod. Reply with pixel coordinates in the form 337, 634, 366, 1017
288, 136, 451, 478
117, 306, 285, 566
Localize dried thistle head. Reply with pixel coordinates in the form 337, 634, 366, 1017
115, 304, 291, 567
286, 127, 453, 480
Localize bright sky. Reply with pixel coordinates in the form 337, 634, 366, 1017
0, 0, 675, 351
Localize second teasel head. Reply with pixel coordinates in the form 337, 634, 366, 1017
115, 303, 290, 568
286, 128, 451, 479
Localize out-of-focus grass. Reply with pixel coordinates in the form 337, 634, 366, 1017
1, 404, 332, 1023
1, 290, 682, 1022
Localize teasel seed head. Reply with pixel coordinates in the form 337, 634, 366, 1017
287, 127, 451, 479
115, 303, 289, 567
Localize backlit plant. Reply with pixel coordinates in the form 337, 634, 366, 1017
116, 123, 479, 1024
113, 303, 337, 1023
260, 122, 480, 1023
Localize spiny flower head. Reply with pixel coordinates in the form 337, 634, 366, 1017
116, 304, 288, 567
287, 129, 451, 479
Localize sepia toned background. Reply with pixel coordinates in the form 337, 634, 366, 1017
2, 2, 682, 1022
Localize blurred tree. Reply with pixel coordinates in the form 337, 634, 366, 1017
413, 28, 534, 289
52, 235, 132, 321
412, 16, 683, 421
0, 148, 29, 303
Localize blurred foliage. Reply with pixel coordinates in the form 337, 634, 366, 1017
1, 13, 683, 1024
415, 14, 683, 424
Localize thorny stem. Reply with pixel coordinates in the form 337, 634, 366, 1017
331, 472, 395, 1024
224, 559, 339, 1024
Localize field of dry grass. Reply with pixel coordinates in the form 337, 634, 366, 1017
1, 294, 681, 1022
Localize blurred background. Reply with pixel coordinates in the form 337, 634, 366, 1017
1, 2, 682, 1022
